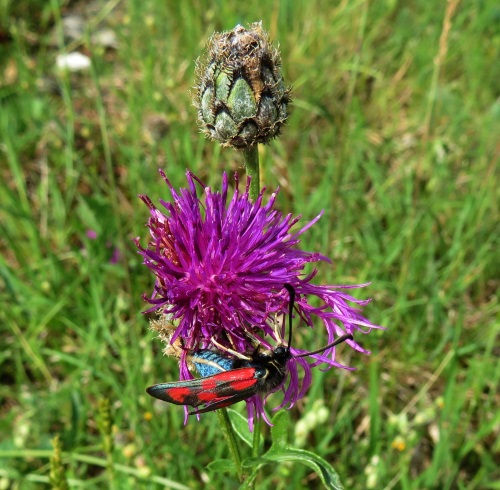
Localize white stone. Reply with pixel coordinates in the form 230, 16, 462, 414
56, 52, 91, 72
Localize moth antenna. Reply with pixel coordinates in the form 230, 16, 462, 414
283, 284, 295, 352
295, 333, 353, 358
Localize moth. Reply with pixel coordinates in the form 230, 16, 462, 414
146, 284, 353, 414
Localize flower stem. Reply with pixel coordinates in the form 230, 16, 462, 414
217, 408, 243, 481
243, 145, 260, 201
252, 417, 261, 457
249, 416, 262, 490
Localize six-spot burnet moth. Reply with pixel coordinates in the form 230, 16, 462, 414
146, 284, 353, 414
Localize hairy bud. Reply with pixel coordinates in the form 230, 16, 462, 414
195, 22, 291, 149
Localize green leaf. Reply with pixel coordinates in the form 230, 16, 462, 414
227, 409, 252, 448
267, 448, 344, 490
242, 450, 344, 490
269, 410, 289, 452
241, 411, 344, 490
241, 456, 274, 468
206, 458, 237, 474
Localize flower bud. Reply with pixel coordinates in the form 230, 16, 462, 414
195, 22, 291, 149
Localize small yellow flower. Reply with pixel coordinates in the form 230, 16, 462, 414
391, 436, 406, 452
122, 443, 137, 459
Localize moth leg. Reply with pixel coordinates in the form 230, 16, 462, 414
269, 312, 285, 345
210, 337, 252, 360
244, 328, 269, 346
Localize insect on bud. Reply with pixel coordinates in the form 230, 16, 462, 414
195, 22, 291, 149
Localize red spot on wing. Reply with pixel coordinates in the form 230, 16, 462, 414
167, 386, 192, 402
201, 378, 218, 391
211, 367, 257, 382
229, 377, 258, 391
215, 368, 259, 391
197, 391, 225, 402
197, 368, 258, 402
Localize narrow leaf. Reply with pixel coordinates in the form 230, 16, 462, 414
207, 459, 237, 474
267, 448, 344, 490
269, 410, 289, 452
227, 409, 252, 448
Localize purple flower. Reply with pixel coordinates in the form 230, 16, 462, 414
136, 170, 381, 423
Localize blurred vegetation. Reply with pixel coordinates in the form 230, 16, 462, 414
0, 0, 498, 488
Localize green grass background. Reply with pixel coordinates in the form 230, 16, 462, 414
1, 0, 498, 488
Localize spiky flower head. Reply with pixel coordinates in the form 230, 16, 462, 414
194, 22, 291, 149
136, 171, 381, 424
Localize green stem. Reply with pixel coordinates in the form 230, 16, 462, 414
241, 145, 262, 484
217, 408, 243, 481
252, 416, 261, 457
105, 447, 115, 489
243, 145, 260, 201
250, 416, 262, 490
242, 145, 262, 485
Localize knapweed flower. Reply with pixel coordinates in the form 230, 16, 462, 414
136, 170, 381, 424
195, 22, 291, 149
